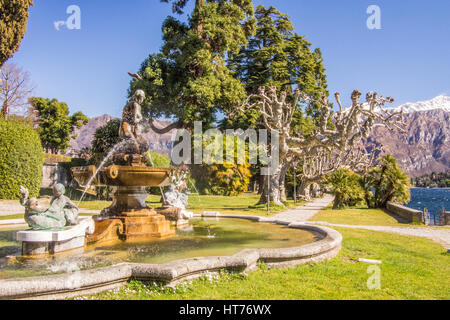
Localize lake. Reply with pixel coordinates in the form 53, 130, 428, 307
406, 188, 449, 214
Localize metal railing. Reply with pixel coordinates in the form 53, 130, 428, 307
422, 208, 447, 226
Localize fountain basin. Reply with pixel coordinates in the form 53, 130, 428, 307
71, 165, 173, 187
0, 216, 342, 300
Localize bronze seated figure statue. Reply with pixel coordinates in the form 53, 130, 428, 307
20, 184, 80, 231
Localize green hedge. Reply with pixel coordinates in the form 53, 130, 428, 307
0, 119, 43, 199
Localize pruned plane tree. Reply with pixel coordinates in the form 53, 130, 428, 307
239, 86, 407, 205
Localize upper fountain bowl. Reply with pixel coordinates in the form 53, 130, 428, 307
71, 165, 173, 187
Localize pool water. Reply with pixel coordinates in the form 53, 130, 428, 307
0, 218, 320, 279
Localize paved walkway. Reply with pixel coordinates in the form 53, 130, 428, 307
271, 194, 334, 223
0, 201, 100, 216
0, 202, 27, 216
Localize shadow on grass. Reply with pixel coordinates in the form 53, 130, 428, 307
380, 208, 412, 224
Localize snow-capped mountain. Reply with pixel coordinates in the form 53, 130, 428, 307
368, 95, 450, 177
389, 95, 450, 114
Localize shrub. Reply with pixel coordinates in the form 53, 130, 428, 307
327, 168, 365, 209
146, 152, 171, 196
146, 152, 171, 168
0, 118, 43, 199
89, 119, 121, 166
190, 135, 252, 196
43, 153, 72, 163
362, 155, 410, 208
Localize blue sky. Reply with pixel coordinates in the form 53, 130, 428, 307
9, 0, 450, 118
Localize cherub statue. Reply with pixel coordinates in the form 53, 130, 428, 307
163, 169, 194, 220
119, 74, 149, 155
19, 184, 80, 230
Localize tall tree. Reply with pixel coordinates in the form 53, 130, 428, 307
0, 63, 34, 118
30, 97, 89, 154
225, 5, 329, 203
231, 6, 327, 100
0, 0, 34, 67
130, 0, 255, 133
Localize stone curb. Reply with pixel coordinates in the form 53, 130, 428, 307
0, 215, 342, 300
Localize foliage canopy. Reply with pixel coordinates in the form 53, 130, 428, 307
30, 97, 88, 154
0, 0, 34, 67
362, 155, 411, 208
130, 0, 256, 130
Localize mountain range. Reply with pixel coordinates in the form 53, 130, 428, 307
369, 96, 450, 177
68, 96, 450, 178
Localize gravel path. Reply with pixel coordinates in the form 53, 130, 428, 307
269, 195, 450, 249
307, 221, 450, 248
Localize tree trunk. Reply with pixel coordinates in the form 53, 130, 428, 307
1, 101, 9, 119
311, 183, 320, 198
279, 163, 290, 203
333, 194, 342, 209
298, 180, 312, 202
258, 165, 283, 206
378, 185, 394, 208
258, 174, 265, 195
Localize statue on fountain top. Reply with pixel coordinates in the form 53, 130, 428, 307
118, 88, 149, 158
20, 184, 80, 231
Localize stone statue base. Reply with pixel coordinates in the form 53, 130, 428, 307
15, 217, 95, 257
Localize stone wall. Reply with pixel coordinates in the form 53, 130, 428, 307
386, 202, 423, 223
41, 163, 69, 188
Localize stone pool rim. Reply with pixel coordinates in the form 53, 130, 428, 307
0, 213, 342, 300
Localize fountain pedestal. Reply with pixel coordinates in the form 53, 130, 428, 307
71, 166, 178, 244
96, 186, 175, 241
115, 211, 174, 239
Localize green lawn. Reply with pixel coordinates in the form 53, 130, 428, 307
310, 206, 412, 226
76, 193, 303, 217
83, 227, 450, 300
1, 193, 301, 221
186, 193, 303, 216
310, 206, 450, 229
0, 214, 25, 221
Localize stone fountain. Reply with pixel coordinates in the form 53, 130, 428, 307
71, 87, 178, 244
14, 81, 192, 257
